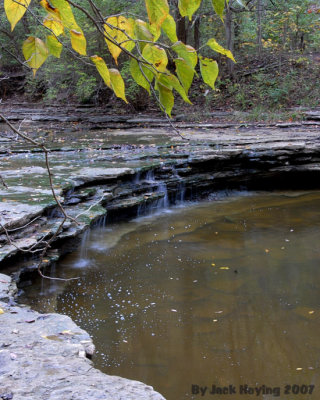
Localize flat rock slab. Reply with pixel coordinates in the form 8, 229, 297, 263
0, 202, 44, 229
74, 167, 135, 184
0, 276, 165, 400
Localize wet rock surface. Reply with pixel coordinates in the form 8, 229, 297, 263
1, 108, 320, 400
1, 120, 320, 268
0, 274, 165, 400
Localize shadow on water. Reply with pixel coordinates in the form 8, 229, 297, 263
19, 191, 320, 400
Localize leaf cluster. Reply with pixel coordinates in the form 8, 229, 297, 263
2, 0, 236, 116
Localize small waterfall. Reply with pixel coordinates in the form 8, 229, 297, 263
95, 214, 107, 229
137, 201, 147, 217
145, 169, 155, 182
73, 228, 91, 268
134, 171, 141, 184
178, 182, 186, 203
157, 182, 169, 209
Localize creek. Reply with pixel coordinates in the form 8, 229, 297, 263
18, 190, 320, 400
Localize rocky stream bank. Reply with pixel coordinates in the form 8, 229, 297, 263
1, 105, 320, 399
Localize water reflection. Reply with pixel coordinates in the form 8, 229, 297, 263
20, 191, 320, 399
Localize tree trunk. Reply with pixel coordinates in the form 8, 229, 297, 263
176, 16, 187, 43
256, 0, 263, 59
194, 16, 200, 49
225, 1, 235, 76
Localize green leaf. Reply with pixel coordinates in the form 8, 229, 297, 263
199, 56, 219, 90
148, 23, 161, 42
104, 16, 135, 64
172, 42, 198, 69
109, 68, 128, 103
70, 29, 86, 55
211, 0, 227, 20
134, 19, 154, 50
145, 0, 169, 29
22, 37, 49, 76
130, 58, 154, 94
178, 0, 202, 21
142, 44, 168, 73
155, 81, 174, 117
158, 72, 192, 104
162, 15, 178, 43
174, 58, 195, 93
207, 38, 236, 62
4, 0, 31, 31
46, 35, 63, 58
91, 55, 111, 88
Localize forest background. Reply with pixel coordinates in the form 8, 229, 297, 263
1, 0, 320, 121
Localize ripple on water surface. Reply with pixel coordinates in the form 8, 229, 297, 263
20, 191, 320, 400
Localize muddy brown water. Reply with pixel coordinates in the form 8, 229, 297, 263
19, 191, 320, 399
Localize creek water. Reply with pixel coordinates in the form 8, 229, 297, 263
20, 191, 320, 399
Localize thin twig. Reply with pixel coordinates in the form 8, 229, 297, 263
0, 223, 47, 254
0, 114, 79, 280
4, 216, 41, 233
75, 194, 105, 219
0, 174, 8, 189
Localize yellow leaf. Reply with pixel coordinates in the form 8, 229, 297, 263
61, 330, 75, 335
91, 55, 111, 88
70, 29, 86, 55
172, 42, 198, 69
219, 267, 230, 270
145, 0, 169, 29
109, 69, 127, 103
0, 308, 4, 315
104, 16, 135, 64
50, 0, 78, 30
43, 15, 64, 36
207, 38, 236, 62
22, 37, 49, 76
142, 44, 168, 73
4, 0, 31, 31
199, 56, 219, 90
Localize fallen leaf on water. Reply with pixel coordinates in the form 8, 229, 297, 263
265, 249, 270, 253
308, 310, 315, 314
211, 263, 216, 266
220, 267, 229, 270
296, 367, 303, 371
0, 308, 4, 314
